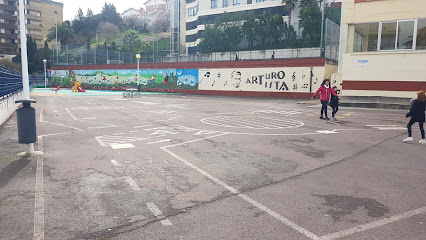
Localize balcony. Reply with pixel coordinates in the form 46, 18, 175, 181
0, 3, 17, 11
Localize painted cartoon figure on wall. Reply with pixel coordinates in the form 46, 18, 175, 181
176, 69, 198, 87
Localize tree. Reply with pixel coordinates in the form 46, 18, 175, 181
101, 2, 124, 28
299, 0, 330, 47
242, 17, 257, 49
97, 21, 119, 44
282, 0, 298, 25
87, 8, 93, 18
149, 13, 170, 33
122, 30, 142, 53
47, 21, 75, 45
76, 8, 84, 20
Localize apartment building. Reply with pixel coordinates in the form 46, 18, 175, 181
24, 0, 63, 48
338, 0, 426, 98
0, 0, 18, 56
184, 0, 288, 54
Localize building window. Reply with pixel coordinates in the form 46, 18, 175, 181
36, 12, 41, 17
223, 0, 228, 7
0, 0, 4, 4
0, 28, 4, 33
188, 4, 198, 17
211, 0, 217, 9
256, 0, 266, 2
247, 0, 252, 4
379, 20, 416, 51
0, 19, 4, 24
1, 38, 5, 43
233, 0, 240, 6
0, 9, 4, 14
379, 22, 397, 50
416, 18, 426, 50
351, 22, 379, 52
349, 19, 426, 52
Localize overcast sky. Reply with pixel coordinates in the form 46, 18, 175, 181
60, 0, 145, 21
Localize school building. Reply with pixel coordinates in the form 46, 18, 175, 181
337, 0, 426, 98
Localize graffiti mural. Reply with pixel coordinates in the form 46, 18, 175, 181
198, 67, 325, 93
51, 69, 199, 89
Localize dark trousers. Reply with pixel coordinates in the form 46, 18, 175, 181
407, 119, 425, 139
321, 100, 328, 117
332, 105, 339, 117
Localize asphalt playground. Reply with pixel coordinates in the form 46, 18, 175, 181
1, 89, 425, 240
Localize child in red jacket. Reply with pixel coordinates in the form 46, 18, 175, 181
312, 79, 339, 120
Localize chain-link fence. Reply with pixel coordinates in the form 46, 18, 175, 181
52, 19, 340, 66
324, 18, 340, 61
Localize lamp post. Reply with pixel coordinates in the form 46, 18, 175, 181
136, 53, 141, 91
54, 11, 58, 64
43, 59, 47, 88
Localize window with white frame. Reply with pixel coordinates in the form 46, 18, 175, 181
233, 0, 240, 6
416, 19, 426, 50
211, 0, 217, 9
223, 0, 228, 7
349, 18, 426, 52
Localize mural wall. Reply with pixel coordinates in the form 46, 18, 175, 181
51, 69, 200, 90
198, 67, 325, 92
51, 65, 333, 94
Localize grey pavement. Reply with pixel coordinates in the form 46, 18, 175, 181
0, 90, 425, 240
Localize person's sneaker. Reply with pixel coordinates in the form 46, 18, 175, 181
419, 139, 426, 144
332, 117, 336, 120
324, 117, 330, 120
319, 116, 324, 120
403, 137, 413, 142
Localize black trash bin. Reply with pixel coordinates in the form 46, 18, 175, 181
15, 99, 37, 144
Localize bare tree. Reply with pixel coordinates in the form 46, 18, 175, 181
148, 13, 170, 33
125, 16, 145, 30
97, 22, 120, 44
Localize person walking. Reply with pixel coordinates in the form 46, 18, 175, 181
403, 90, 426, 144
312, 79, 339, 120
330, 86, 340, 120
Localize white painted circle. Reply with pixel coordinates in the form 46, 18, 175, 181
201, 116, 304, 129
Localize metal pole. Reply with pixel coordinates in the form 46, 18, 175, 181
18, 0, 33, 154
55, 11, 58, 64
137, 58, 140, 86
320, 0, 325, 57
43, 59, 47, 88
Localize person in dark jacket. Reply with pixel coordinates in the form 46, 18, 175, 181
330, 86, 340, 120
403, 90, 426, 144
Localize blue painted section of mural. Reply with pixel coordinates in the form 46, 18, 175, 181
52, 69, 199, 89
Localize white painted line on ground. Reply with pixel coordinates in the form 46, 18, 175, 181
377, 127, 406, 130
95, 136, 108, 147
39, 108, 44, 122
65, 108, 78, 120
39, 118, 84, 132
162, 133, 230, 149
110, 143, 135, 149
129, 130, 139, 133
113, 133, 124, 136
124, 176, 141, 191
162, 148, 320, 240
366, 125, 397, 127
82, 117, 96, 120
133, 125, 152, 128
34, 136, 44, 240
146, 202, 173, 226
321, 206, 426, 240
147, 139, 172, 145
111, 160, 121, 167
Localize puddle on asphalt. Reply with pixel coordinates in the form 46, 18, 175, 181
315, 194, 390, 221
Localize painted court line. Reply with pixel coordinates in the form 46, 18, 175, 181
162, 133, 230, 149
34, 136, 44, 240
110, 143, 135, 149
124, 176, 141, 191
146, 202, 173, 226
111, 160, 121, 167
320, 206, 426, 240
148, 139, 172, 145
162, 148, 320, 240
65, 108, 78, 120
